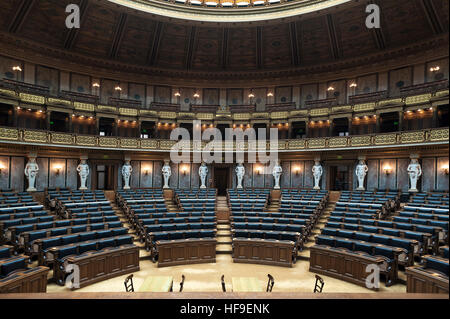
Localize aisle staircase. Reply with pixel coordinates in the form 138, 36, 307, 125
216, 196, 232, 254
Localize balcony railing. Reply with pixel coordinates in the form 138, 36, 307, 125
0, 126, 447, 152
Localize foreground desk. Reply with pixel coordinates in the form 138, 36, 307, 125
155, 238, 217, 267
232, 238, 296, 267
139, 276, 173, 292
232, 277, 263, 292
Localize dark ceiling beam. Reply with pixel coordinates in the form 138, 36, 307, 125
185, 26, 197, 70
220, 28, 229, 70
325, 14, 341, 60
64, 0, 90, 50
108, 13, 128, 59
368, 0, 387, 50
289, 22, 300, 66
147, 21, 164, 66
256, 26, 263, 69
8, 0, 36, 33
419, 0, 443, 35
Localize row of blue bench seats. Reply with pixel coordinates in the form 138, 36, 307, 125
0, 210, 49, 221
232, 222, 306, 234
231, 212, 317, 221
232, 229, 300, 245
402, 206, 448, 215
0, 204, 43, 213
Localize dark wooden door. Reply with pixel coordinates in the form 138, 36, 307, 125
214, 167, 229, 195
329, 165, 352, 191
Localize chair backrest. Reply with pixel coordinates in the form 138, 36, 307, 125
221, 275, 226, 292
179, 274, 185, 292
314, 275, 324, 293
266, 274, 274, 292
124, 274, 134, 292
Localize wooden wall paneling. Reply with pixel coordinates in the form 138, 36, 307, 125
280, 161, 291, 188
421, 158, 436, 192
169, 162, 179, 189
70, 73, 91, 94
140, 160, 153, 188
243, 163, 252, 189
304, 161, 314, 188
152, 161, 163, 188
35, 65, 59, 95
178, 163, 191, 189
397, 158, 410, 192
10, 156, 25, 192
130, 161, 140, 189
49, 158, 66, 190
379, 159, 396, 190
0, 156, 10, 189
436, 157, 449, 191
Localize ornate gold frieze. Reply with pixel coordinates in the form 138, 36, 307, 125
51, 133, 73, 145
97, 105, 117, 113
429, 128, 449, 142
253, 112, 269, 119
309, 108, 329, 116
178, 112, 195, 118
435, 90, 449, 97
19, 93, 45, 105
290, 110, 308, 117
270, 112, 288, 120
233, 113, 251, 120
120, 138, 139, 148
159, 111, 177, 119
119, 108, 138, 116
76, 135, 96, 146
23, 130, 47, 143
99, 137, 118, 147
0, 127, 19, 140
405, 94, 432, 105
328, 137, 348, 148
350, 135, 371, 147
74, 102, 95, 112
331, 105, 352, 113
400, 131, 425, 144
48, 98, 71, 106
0, 89, 17, 97
288, 140, 305, 149
378, 98, 403, 107
196, 113, 214, 120
308, 138, 326, 148
141, 139, 158, 149
374, 134, 397, 145
139, 110, 158, 117
353, 102, 375, 112
160, 140, 177, 149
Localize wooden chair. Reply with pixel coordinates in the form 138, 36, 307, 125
314, 275, 324, 293
124, 274, 134, 292
221, 275, 226, 292
266, 274, 274, 292
179, 275, 185, 292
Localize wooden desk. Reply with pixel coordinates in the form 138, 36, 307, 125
138, 276, 173, 292
232, 277, 263, 292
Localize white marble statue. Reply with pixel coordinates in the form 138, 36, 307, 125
122, 160, 132, 190
355, 159, 368, 191
199, 162, 208, 189
407, 159, 422, 192
235, 163, 245, 189
272, 161, 282, 189
162, 162, 171, 189
312, 161, 323, 190
77, 159, 90, 190
24, 157, 39, 192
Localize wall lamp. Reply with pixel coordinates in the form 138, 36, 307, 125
383, 165, 393, 175
143, 168, 150, 176
0, 163, 5, 174
182, 166, 188, 176
294, 167, 301, 175
54, 165, 62, 176
442, 164, 449, 175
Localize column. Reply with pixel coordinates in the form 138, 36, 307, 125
305, 120, 310, 138
398, 111, 403, 132
68, 113, 73, 133
46, 111, 52, 131
328, 120, 334, 137
432, 108, 438, 128
347, 116, 353, 136
375, 114, 381, 133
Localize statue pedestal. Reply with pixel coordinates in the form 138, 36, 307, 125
79, 186, 87, 190
163, 189, 173, 200
313, 186, 320, 190
356, 187, 365, 191
123, 186, 130, 190
26, 187, 37, 192
271, 189, 281, 201
408, 188, 419, 193
200, 185, 206, 189
273, 186, 280, 190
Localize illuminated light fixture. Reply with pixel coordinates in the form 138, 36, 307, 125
114, 86, 122, 91
71, 114, 75, 117
89, 116, 93, 119
327, 86, 335, 91
157, 122, 161, 126
430, 66, 440, 72
354, 117, 359, 120
17, 107, 21, 110
164, 123, 169, 126
193, 92, 200, 98
267, 92, 274, 97
143, 168, 150, 176
363, 116, 368, 120
80, 115, 84, 119
232, 124, 236, 128
417, 109, 423, 112
383, 165, 392, 175
92, 83, 100, 88
0, 163, 5, 174
240, 124, 244, 128
38, 110, 43, 113
12, 66, 22, 72
294, 166, 301, 175
182, 166, 188, 175
318, 120, 323, 124
27, 108, 32, 111
285, 123, 289, 127
210, 124, 214, 128
442, 164, 449, 175
349, 83, 357, 88
256, 167, 262, 175
54, 165, 63, 176
248, 92, 255, 99
429, 107, 433, 111
172, 123, 177, 127
174, 92, 181, 97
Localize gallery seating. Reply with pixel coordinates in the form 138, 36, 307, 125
406, 255, 449, 293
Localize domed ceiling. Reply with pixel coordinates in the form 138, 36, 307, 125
0, 0, 448, 84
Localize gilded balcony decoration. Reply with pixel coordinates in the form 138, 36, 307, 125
119, 107, 138, 116
51, 133, 73, 145
141, 139, 158, 149
74, 102, 95, 112
178, 112, 196, 118
308, 138, 326, 149
48, 98, 71, 106
159, 111, 177, 119
309, 108, 329, 116
0, 127, 19, 140
435, 90, 449, 97
233, 113, 251, 120
374, 133, 397, 145
160, 140, 177, 149
253, 112, 270, 119
331, 105, 352, 113
0, 88, 17, 97
353, 102, 376, 112
400, 131, 425, 144
288, 139, 306, 149
19, 93, 45, 105
23, 130, 47, 143
350, 135, 371, 147
429, 128, 449, 142
329, 137, 348, 148
196, 113, 214, 120
378, 98, 403, 107
290, 110, 308, 117
99, 137, 119, 147
140, 109, 159, 117
97, 105, 117, 113
270, 112, 289, 120
76, 135, 96, 146
120, 138, 139, 148
405, 93, 432, 105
